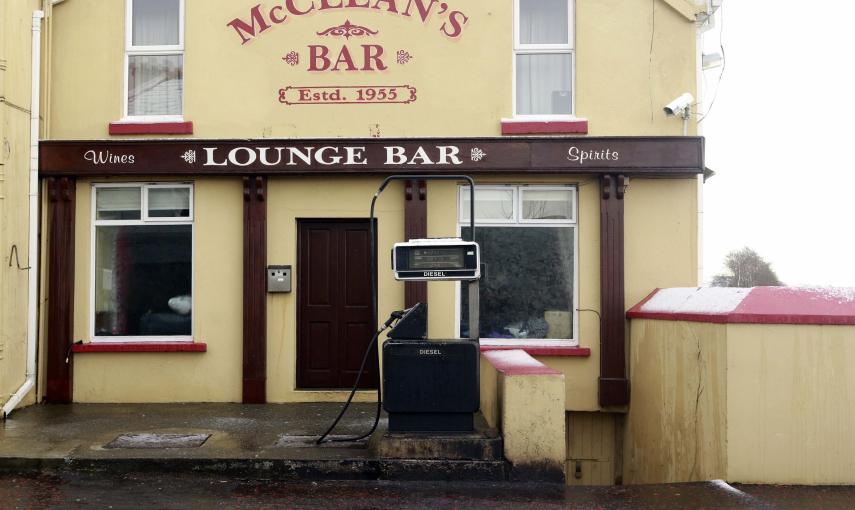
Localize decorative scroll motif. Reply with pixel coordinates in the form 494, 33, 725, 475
470, 148, 486, 162
396, 50, 413, 65
180, 150, 197, 164
316, 20, 378, 39
282, 51, 300, 66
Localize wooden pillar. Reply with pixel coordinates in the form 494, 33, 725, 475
242, 176, 267, 403
45, 177, 76, 403
404, 179, 427, 308
599, 174, 630, 407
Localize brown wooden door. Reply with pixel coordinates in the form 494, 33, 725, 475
297, 219, 378, 389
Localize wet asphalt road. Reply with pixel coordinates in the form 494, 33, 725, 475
2, 471, 855, 509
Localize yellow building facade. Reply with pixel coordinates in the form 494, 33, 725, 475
5, 0, 715, 484
1, 0, 43, 417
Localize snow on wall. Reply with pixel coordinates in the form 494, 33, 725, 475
639, 287, 750, 314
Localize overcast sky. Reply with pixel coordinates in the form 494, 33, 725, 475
699, 1, 855, 287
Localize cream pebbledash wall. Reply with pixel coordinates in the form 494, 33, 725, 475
0, 0, 42, 412
46, 0, 698, 139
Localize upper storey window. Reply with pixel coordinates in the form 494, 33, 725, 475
514, 0, 574, 117
125, 0, 184, 119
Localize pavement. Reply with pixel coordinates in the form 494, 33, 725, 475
0, 403, 506, 481
4, 404, 855, 508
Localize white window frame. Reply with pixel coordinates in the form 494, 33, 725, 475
455, 185, 580, 346
90, 182, 195, 343
122, 0, 186, 122
511, 0, 576, 120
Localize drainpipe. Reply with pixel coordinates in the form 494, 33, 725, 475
2, 10, 45, 420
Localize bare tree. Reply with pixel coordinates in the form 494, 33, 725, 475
711, 247, 782, 287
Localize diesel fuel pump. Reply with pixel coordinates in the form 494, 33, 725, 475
317, 175, 480, 443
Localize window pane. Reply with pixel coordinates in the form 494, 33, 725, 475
516, 53, 572, 115
128, 55, 183, 116
522, 189, 574, 220
519, 0, 568, 45
94, 224, 192, 336
132, 0, 180, 46
96, 187, 141, 220
460, 188, 514, 222
461, 227, 574, 339
148, 187, 190, 218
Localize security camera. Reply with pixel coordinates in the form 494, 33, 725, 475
663, 93, 694, 117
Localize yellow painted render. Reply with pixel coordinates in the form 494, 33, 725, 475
726, 324, 855, 485
0, 0, 42, 412
266, 177, 404, 403
38, 0, 703, 409
72, 177, 244, 402
46, 0, 699, 139
623, 319, 727, 484
625, 178, 699, 308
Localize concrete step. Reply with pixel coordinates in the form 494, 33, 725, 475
371, 414, 503, 461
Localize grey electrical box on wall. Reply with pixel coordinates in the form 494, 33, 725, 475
267, 265, 292, 293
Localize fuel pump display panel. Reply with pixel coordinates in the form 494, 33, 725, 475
408, 248, 465, 270
392, 239, 480, 281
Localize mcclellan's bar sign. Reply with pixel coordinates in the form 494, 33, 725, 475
39, 137, 705, 177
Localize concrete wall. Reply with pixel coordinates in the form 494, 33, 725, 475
624, 319, 727, 484
625, 318, 855, 485
0, 0, 42, 412
727, 324, 855, 484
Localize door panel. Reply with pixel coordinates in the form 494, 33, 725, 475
297, 219, 377, 389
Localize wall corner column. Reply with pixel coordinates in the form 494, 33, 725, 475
45, 177, 75, 403
243, 176, 267, 403
599, 174, 630, 407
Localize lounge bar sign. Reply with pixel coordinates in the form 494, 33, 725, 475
40, 137, 705, 177
226, 1, 470, 106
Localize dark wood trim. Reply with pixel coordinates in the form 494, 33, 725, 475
39, 137, 705, 177
242, 176, 267, 403
45, 177, 76, 403
404, 179, 427, 309
599, 174, 630, 407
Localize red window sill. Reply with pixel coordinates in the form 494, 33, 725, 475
479, 344, 591, 357
501, 119, 588, 135
72, 342, 207, 353
109, 121, 194, 135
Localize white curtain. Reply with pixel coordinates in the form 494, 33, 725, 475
132, 0, 179, 46
516, 53, 571, 115
517, 0, 571, 115
519, 0, 568, 45
129, 0, 182, 116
